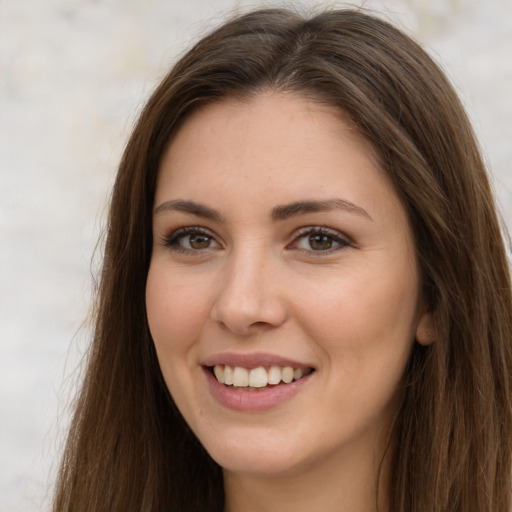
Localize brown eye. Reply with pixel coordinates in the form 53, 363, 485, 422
308, 234, 333, 251
291, 227, 350, 254
165, 228, 220, 252
188, 233, 212, 249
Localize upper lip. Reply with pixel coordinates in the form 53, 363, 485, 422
202, 352, 314, 369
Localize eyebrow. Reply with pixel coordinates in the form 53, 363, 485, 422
154, 199, 224, 221
271, 199, 373, 222
154, 198, 372, 222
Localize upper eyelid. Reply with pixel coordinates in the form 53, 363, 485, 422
167, 225, 216, 237
284, 226, 352, 253
163, 226, 220, 245
160, 224, 351, 248
294, 225, 342, 235
291, 225, 351, 242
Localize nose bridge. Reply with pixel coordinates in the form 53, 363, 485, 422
211, 241, 286, 334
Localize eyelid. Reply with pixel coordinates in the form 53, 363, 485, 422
287, 226, 352, 253
161, 225, 222, 252
159, 224, 352, 255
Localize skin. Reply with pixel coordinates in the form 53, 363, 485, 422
146, 91, 432, 512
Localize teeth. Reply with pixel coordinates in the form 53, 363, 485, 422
212, 364, 311, 388
213, 365, 224, 382
249, 367, 268, 388
224, 365, 234, 385
268, 365, 282, 385
281, 366, 294, 383
233, 367, 249, 387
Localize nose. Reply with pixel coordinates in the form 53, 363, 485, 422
209, 248, 288, 336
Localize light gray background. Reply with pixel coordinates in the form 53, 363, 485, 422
1, 1, 511, 510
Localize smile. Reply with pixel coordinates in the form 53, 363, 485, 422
204, 362, 315, 411
211, 364, 314, 390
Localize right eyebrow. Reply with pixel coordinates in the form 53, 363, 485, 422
153, 199, 224, 222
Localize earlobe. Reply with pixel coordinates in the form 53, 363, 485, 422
416, 311, 435, 346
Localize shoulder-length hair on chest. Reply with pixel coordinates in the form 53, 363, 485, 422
53, 7, 512, 512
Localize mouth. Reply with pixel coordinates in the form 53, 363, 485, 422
207, 364, 315, 391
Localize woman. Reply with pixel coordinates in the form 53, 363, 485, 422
53, 7, 512, 512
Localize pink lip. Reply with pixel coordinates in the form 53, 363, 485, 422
202, 352, 313, 370
203, 366, 315, 412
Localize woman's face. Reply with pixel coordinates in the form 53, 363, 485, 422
146, 92, 429, 478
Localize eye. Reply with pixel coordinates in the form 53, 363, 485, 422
290, 227, 350, 253
163, 227, 220, 252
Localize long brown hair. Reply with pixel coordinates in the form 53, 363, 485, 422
53, 8, 512, 511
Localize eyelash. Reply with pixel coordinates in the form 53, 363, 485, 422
290, 226, 351, 254
161, 225, 351, 255
162, 226, 218, 254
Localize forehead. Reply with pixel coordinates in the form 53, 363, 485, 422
160, 93, 376, 180
155, 91, 404, 227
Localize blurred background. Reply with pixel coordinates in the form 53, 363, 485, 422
1, 0, 511, 510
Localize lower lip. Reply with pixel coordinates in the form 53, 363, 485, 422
204, 367, 314, 412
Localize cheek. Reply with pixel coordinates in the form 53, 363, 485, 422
146, 265, 206, 346
145, 264, 212, 420
294, 259, 419, 375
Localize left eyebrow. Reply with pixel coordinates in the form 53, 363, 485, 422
271, 199, 373, 222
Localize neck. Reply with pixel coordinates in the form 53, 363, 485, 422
223, 436, 392, 512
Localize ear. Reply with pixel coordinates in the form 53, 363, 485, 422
416, 310, 435, 346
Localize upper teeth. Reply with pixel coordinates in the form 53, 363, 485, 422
213, 365, 309, 388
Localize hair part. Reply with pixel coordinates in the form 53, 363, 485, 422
54, 7, 512, 511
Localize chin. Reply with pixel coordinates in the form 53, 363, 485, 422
197, 426, 319, 477
213, 448, 304, 477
